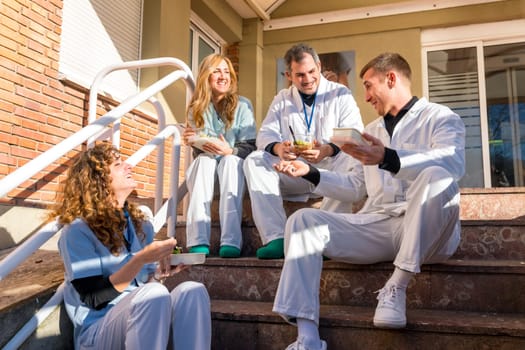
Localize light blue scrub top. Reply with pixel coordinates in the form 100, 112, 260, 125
188, 95, 257, 148
58, 217, 155, 345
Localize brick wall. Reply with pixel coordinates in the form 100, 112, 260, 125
225, 43, 240, 78
0, 0, 181, 208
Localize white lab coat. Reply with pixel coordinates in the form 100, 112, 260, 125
315, 97, 466, 215
243, 76, 364, 244
255, 75, 363, 170
273, 97, 466, 325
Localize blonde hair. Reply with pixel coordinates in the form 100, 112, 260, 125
187, 54, 239, 129
47, 142, 145, 255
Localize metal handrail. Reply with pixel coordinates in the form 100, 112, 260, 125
0, 57, 194, 348
0, 123, 182, 281
1, 123, 182, 350
2, 283, 65, 350
0, 68, 192, 199
87, 57, 195, 214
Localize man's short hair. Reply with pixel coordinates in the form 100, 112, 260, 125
284, 43, 320, 72
359, 52, 412, 81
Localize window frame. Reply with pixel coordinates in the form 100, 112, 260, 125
421, 19, 525, 188
58, 0, 143, 101
189, 12, 225, 77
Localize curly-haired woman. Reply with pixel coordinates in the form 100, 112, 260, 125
48, 142, 211, 349
182, 53, 256, 258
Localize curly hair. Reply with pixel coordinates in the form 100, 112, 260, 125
187, 53, 239, 130
47, 142, 145, 255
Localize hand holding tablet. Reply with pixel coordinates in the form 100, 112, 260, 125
330, 127, 367, 146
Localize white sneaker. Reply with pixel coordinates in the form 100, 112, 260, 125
285, 338, 327, 350
373, 283, 407, 328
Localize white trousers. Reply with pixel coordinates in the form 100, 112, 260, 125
186, 154, 245, 249
243, 150, 355, 245
78, 281, 211, 350
273, 166, 461, 325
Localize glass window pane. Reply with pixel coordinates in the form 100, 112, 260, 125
427, 47, 483, 187
198, 37, 215, 64
189, 29, 193, 68
484, 43, 525, 187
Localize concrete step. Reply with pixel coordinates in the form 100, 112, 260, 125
2, 188, 525, 348
459, 188, 525, 221
211, 300, 525, 350
172, 188, 525, 259
454, 220, 525, 260
173, 218, 525, 261
8, 297, 525, 350
3, 256, 524, 348
167, 258, 525, 314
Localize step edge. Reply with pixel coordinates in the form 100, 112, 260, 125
211, 300, 525, 337
202, 257, 525, 272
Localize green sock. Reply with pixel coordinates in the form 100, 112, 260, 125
189, 245, 209, 256
256, 238, 284, 259
219, 245, 241, 258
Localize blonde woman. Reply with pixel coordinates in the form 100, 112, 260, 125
182, 54, 256, 258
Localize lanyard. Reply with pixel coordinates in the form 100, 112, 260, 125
123, 209, 141, 287
301, 94, 316, 133
123, 209, 135, 252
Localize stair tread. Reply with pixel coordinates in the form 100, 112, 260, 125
212, 299, 525, 337
202, 257, 525, 273
0, 249, 63, 312
2, 253, 524, 314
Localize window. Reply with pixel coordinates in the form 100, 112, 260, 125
422, 20, 525, 188
189, 13, 224, 77
59, 0, 143, 101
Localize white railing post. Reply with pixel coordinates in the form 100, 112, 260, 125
2, 283, 65, 350
0, 57, 195, 349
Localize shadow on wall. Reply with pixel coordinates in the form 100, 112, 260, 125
0, 205, 49, 251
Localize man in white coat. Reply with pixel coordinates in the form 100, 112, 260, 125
272, 52, 466, 350
243, 43, 363, 259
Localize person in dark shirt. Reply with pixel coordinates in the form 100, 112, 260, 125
271, 52, 465, 350
49, 142, 211, 350
243, 43, 363, 260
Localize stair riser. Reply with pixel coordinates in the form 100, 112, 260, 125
168, 263, 525, 314
175, 223, 525, 261
211, 319, 525, 350
460, 190, 525, 221
172, 190, 525, 260
454, 224, 525, 260
201, 189, 525, 222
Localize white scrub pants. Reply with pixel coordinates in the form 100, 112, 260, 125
78, 281, 211, 350
243, 150, 355, 245
186, 154, 245, 249
273, 166, 461, 325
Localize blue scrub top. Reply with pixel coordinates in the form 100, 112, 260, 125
58, 216, 155, 343
188, 95, 257, 147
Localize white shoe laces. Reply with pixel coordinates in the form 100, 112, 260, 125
375, 284, 400, 307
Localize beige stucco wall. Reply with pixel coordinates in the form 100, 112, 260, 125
260, 29, 421, 126
260, 0, 525, 126
140, 0, 246, 125
140, 0, 525, 126
141, 0, 192, 124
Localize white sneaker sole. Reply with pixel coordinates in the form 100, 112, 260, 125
373, 318, 407, 328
